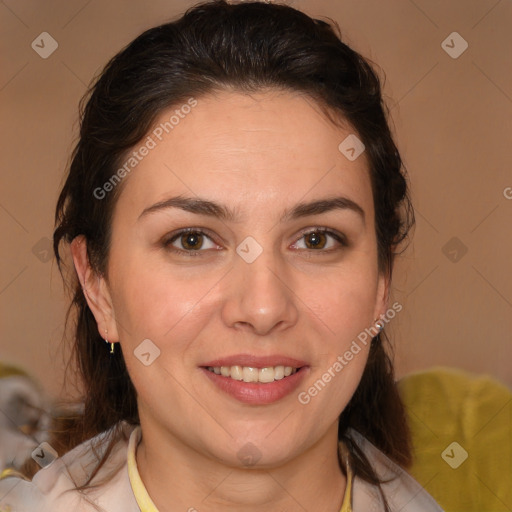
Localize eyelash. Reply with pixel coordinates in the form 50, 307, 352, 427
162, 227, 348, 257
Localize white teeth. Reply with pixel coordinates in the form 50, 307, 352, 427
242, 367, 259, 383
274, 365, 285, 380
207, 365, 299, 383
258, 367, 275, 383
230, 365, 243, 381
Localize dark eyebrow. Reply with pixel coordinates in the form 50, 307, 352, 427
281, 197, 365, 223
138, 195, 240, 222
138, 195, 365, 223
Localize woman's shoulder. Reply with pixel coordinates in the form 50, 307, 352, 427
0, 421, 139, 512
345, 428, 444, 512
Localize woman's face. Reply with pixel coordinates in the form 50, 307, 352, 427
87, 90, 389, 467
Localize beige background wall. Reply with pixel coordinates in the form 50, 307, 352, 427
1, 0, 511, 400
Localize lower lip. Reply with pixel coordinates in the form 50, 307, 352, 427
201, 367, 309, 405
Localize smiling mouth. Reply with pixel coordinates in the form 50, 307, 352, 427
205, 365, 300, 383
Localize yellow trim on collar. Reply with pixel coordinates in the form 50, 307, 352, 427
127, 426, 159, 512
0, 468, 30, 481
339, 440, 354, 512
126, 426, 353, 512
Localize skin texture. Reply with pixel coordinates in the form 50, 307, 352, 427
71, 89, 390, 511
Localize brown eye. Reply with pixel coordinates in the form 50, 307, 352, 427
304, 231, 327, 249
180, 231, 204, 250
291, 228, 347, 253
164, 228, 219, 255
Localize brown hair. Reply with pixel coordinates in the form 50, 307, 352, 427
47, 0, 414, 507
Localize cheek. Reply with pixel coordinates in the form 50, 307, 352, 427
305, 263, 379, 344
109, 253, 221, 349
109, 258, 222, 402
301, 280, 374, 417
297, 262, 377, 411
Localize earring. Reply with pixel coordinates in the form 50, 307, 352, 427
374, 318, 384, 332
105, 329, 115, 354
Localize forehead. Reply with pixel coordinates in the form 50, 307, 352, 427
113, 89, 374, 223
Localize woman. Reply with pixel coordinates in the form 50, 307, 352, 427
0, 1, 443, 510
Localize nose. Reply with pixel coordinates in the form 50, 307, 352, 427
220, 246, 299, 337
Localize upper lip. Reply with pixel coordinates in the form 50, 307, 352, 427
201, 354, 308, 368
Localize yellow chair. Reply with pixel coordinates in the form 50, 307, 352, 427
398, 366, 512, 512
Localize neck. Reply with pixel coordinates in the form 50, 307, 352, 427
136, 421, 346, 512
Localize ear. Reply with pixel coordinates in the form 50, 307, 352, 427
70, 235, 119, 343
373, 270, 391, 324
